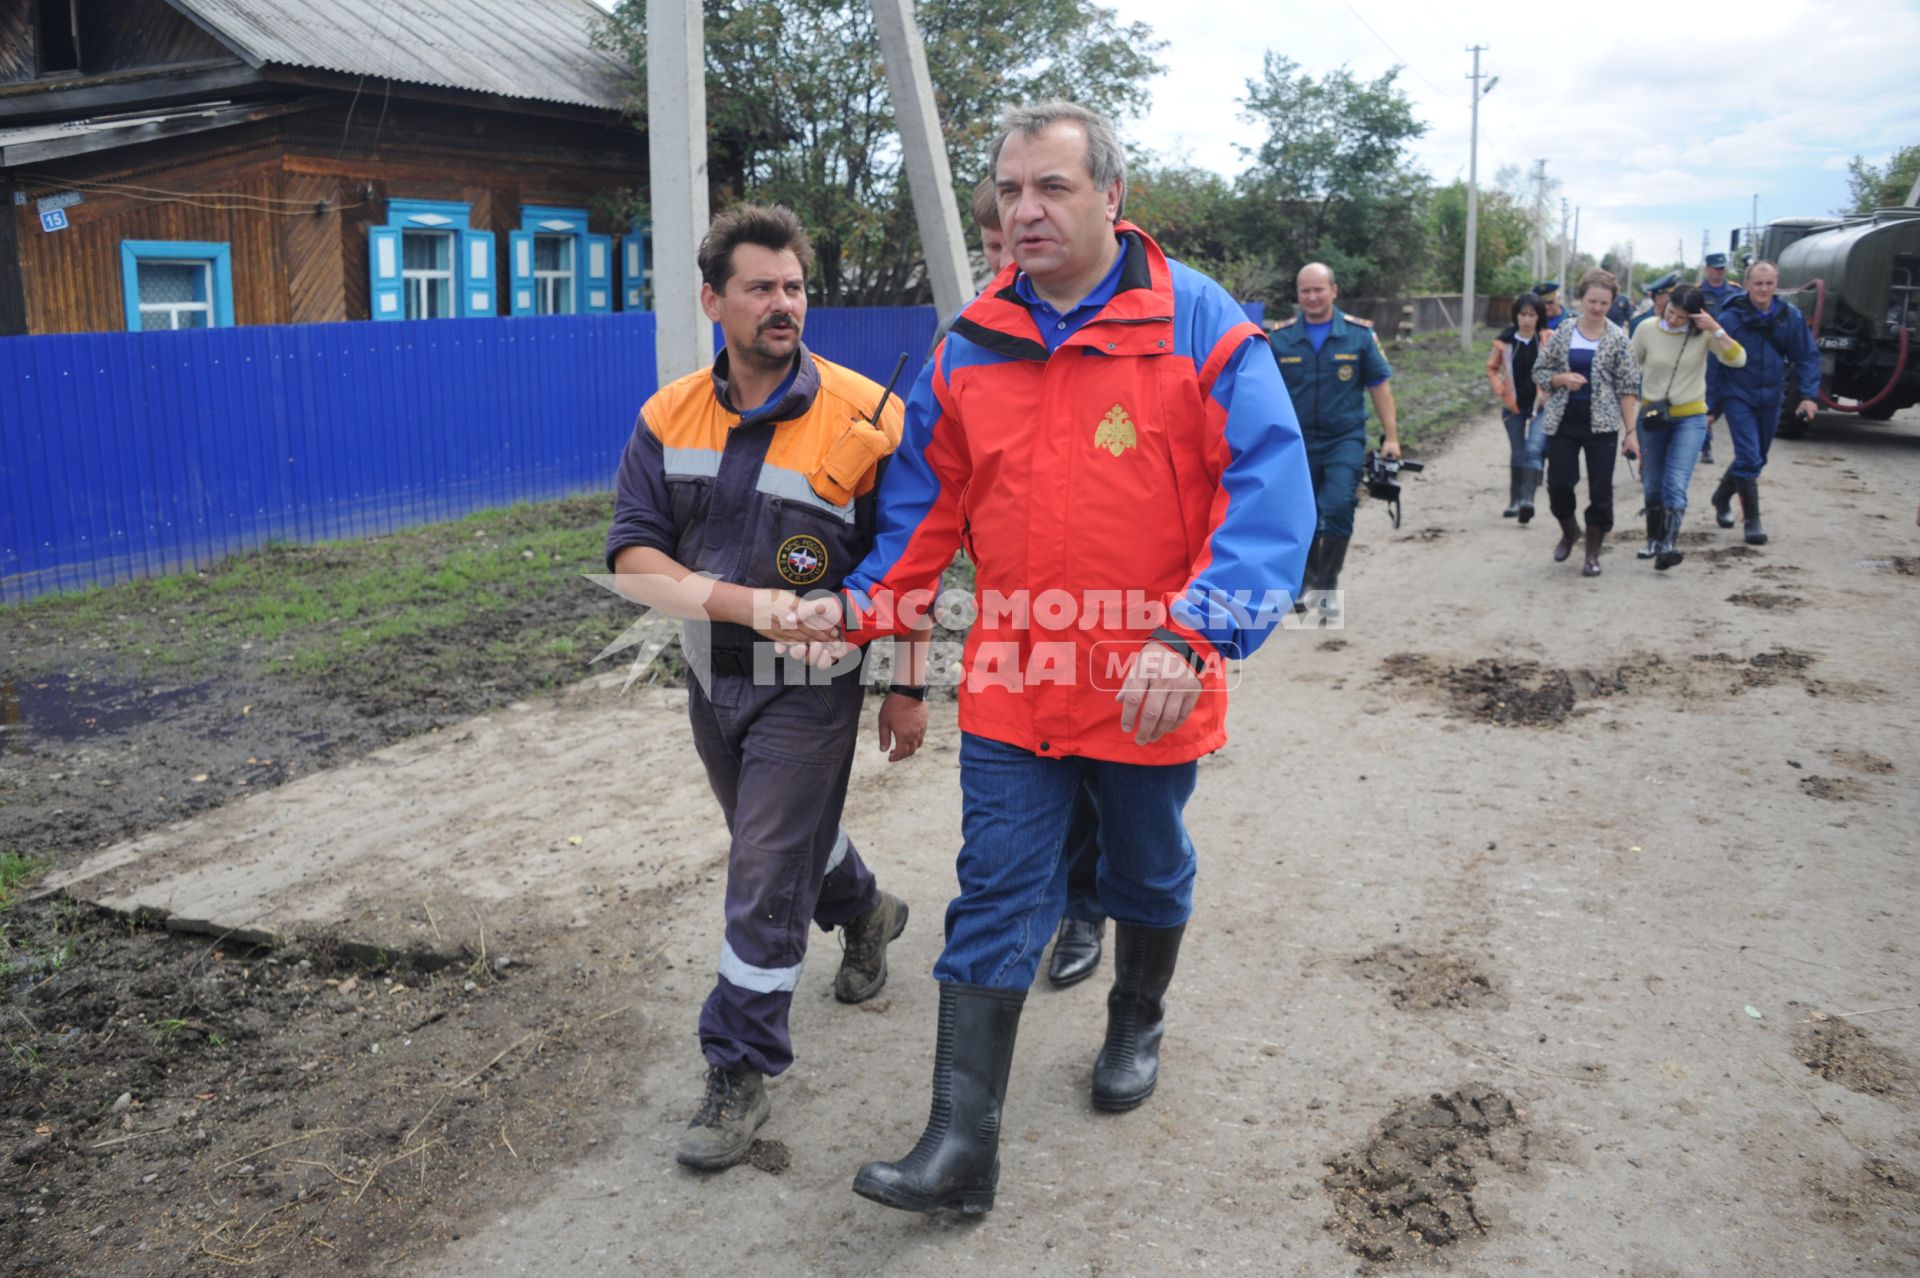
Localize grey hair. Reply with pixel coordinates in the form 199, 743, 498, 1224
988, 100, 1128, 201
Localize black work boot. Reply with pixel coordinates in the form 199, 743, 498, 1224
1581, 523, 1606, 577
1516, 467, 1540, 524
1655, 509, 1686, 571
1294, 535, 1325, 613
1046, 917, 1105, 987
1502, 466, 1524, 518
676, 1064, 770, 1169
1637, 502, 1665, 559
1092, 922, 1186, 1112
852, 982, 1025, 1214
1314, 536, 1350, 622
1553, 515, 1581, 563
1738, 478, 1768, 545
834, 889, 909, 1004
1711, 471, 1738, 529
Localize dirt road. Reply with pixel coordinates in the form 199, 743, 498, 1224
405, 409, 1918, 1276
20, 408, 1920, 1275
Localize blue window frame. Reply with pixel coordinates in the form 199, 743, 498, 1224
372, 198, 496, 320
512, 205, 612, 317
120, 240, 235, 331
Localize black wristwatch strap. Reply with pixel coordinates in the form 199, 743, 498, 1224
1149, 627, 1207, 673
886, 683, 928, 701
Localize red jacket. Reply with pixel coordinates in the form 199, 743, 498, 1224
843, 225, 1313, 763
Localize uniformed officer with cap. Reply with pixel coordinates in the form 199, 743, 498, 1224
1534, 281, 1565, 330
1630, 271, 1682, 336
1269, 262, 1398, 620
1698, 253, 1745, 312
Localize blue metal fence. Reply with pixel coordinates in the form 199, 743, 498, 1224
2, 300, 1266, 602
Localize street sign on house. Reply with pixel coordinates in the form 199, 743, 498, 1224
39, 208, 68, 233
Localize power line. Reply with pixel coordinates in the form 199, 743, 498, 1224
1342, 3, 1448, 96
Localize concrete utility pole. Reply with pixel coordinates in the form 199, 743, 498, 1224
1558, 198, 1569, 288
872, 0, 972, 319
1571, 206, 1580, 274
1907, 170, 1920, 207
647, 0, 713, 384
1531, 159, 1548, 280
1460, 46, 1494, 351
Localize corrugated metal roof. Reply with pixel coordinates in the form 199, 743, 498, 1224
167, 0, 631, 110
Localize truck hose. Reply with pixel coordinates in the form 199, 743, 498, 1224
1796, 277, 1911, 414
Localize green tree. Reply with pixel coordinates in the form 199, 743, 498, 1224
1423, 181, 1535, 296
596, 0, 1164, 305
1230, 54, 1430, 298
1840, 143, 1920, 214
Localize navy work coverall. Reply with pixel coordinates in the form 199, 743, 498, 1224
606, 345, 898, 1077
1708, 295, 1821, 480
1268, 313, 1393, 540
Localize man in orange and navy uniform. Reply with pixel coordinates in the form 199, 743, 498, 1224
604, 205, 923, 1172
788, 103, 1315, 1215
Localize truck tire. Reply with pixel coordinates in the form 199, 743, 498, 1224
1859, 401, 1900, 422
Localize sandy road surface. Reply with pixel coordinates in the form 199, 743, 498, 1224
420, 409, 1918, 1277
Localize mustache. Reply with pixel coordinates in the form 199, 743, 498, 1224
759, 314, 798, 332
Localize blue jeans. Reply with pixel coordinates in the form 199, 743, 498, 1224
1722, 396, 1778, 480
1061, 784, 1103, 924
934, 734, 1198, 990
1503, 408, 1547, 469
1638, 413, 1709, 512
1307, 431, 1368, 539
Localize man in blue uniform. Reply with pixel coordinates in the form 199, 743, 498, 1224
1534, 281, 1565, 330
1630, 271, 1681, 336
1269, 262, 1398, 621
1706, 259, 1819, 545
1698, 252, 1745, 312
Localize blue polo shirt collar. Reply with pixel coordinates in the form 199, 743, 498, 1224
1012, 246, 1128, 352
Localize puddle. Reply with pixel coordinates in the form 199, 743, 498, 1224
0, 673, 212, 753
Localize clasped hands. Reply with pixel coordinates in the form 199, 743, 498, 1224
754, 591, 1202, 746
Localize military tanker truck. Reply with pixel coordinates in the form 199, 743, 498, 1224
1756, 203, 1919, 437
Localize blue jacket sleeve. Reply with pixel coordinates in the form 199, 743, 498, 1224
604, 414, 677, 571
1361, 329, 1392, 387
1167, 328, 1315, 661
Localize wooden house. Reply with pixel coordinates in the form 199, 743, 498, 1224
0, 0, 652, 336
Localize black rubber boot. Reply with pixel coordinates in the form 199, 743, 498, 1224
1516, 467, 1540, 524
1581, 523, 1606, 577
1637, 502, 1665, 559
1092, 922, 1186, 1112
1655, 509, 1686, 571
1502, 466, 1524, 518
1738, 478, 1767, 545
1553, 515, 1581, 563
1314, 536, 1350, 622
1046, 917, 1104, 987
1294, 536, 1325, 613
852, 982, 1024, 1215
1711, 471, 1738, 529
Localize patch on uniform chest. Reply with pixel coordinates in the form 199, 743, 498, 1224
776, 533, 828, 586
1094, 404, 1137, 457
1337, 363, 1354, 381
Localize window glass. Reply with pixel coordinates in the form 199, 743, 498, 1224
534, 233, 575, 315
402, 230, 455, 319
135, 259, 213, 330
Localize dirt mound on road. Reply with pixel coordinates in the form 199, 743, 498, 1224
1323, 1085, 1529, 1265
1727, 590, 1807, 611
1794, 1015, 1920, 1101
1351, 945, 1507, 1011
1379, 653, 1634, 726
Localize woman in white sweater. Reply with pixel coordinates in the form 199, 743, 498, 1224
1628, 284, 1747, 569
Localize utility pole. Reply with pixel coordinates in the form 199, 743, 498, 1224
1571, 205, 1580, 276
1700, 229, 1709, 274
1623, 240, 1635, 298
647, 0, 713, 383
871, 0, 972, 318
1460, 46, 1494, 350
1531, 160, 1548, 279
1559, 198, 1569, 288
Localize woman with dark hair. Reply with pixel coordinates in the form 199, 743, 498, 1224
1486, 293, 1549, 521
1532, 269, 1641, 577
1629, 284, 1746, 568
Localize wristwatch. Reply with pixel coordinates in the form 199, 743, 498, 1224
1149, 628, 1208, 674
886, 683, 928, 701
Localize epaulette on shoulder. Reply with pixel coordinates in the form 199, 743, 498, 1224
1274, 316, 1298, 328
1342, 313, 1374, 327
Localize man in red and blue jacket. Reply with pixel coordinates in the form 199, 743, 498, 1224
799, 102, 1314, 1216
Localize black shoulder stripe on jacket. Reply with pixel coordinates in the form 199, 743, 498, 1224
952, 316, 1049, 363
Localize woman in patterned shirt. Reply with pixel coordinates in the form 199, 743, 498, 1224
1532, 269, 1642, 577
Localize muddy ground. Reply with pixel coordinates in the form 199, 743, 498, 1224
6, 407, 1920, 1276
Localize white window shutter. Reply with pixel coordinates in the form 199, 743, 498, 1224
459, 229, 497, 317
369, 227, 403, 321
583, 234, 613, 314
508, 230, 537, 317
620, 234, 645, 310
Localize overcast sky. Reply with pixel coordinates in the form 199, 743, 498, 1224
591, 0, 1920, 274
1099, 0, 1920, 273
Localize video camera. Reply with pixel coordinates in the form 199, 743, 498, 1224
1363, 450, 1424, 528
